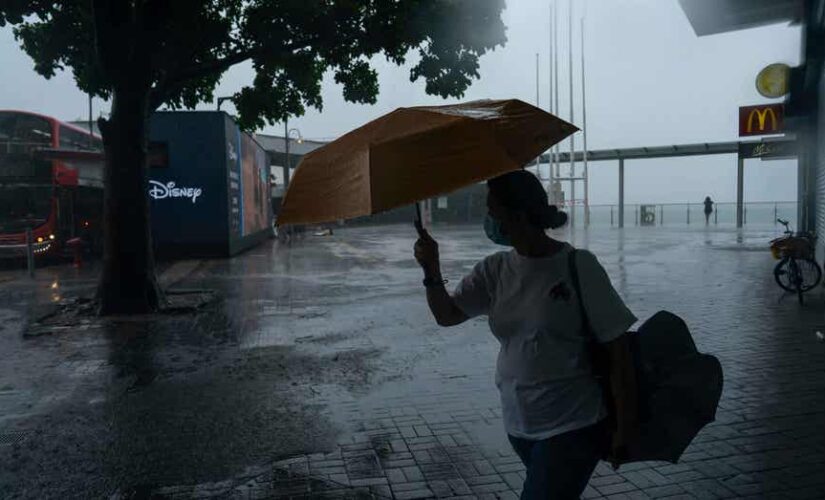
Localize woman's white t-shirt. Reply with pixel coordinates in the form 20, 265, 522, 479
452, 244, 637, 440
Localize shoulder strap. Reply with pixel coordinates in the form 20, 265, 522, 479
567, 249, 594, 339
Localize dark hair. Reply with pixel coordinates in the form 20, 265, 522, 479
487, 170, 568, 229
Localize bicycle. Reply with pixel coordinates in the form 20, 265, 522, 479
771, 219, 822, 305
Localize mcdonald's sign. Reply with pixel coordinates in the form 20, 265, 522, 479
739, 104, 785, 137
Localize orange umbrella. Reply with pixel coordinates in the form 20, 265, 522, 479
277, 99, 577, 226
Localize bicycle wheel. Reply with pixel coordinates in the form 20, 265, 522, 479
796, 257, 823, 291
774, 257, 798, 293
792, 259, 805, 305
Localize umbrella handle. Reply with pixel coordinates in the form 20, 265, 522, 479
414, 202, 425, 237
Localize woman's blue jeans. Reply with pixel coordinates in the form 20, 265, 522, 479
508, 419, 609, 500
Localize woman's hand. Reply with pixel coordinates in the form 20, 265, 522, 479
609, 425, 637, 470
414, 219, 441, 277
413, 220, 467, 327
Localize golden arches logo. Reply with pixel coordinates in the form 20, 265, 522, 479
746, 107, 778, 133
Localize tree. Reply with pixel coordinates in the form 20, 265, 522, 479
0, 0, 506, 314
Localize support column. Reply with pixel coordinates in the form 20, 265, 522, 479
736, 157, 744, 228
618, 158, 625, 228
797, 124, 815, 233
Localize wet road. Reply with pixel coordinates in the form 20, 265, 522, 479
1, 223, 824, 499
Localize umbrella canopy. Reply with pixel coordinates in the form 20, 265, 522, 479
277, 99, 577, 225
621, 311, 724, 465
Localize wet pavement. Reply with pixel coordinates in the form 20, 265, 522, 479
1, 224, 824, 499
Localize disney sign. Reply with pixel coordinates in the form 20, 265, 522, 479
148, 180, 203, 204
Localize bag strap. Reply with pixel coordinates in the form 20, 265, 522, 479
567, 248, 594, 340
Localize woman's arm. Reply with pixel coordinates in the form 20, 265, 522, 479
414, 221, 468, 327
424, 281, 468, 327
605, 334, 639, 466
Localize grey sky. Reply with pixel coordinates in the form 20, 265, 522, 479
0, 0, 802, 205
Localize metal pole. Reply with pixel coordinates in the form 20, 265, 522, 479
549, 2, 553, 116
715, 206, 718, 225
611, 206, 614, 227
284, 119, 291, 188
687, 203, 690, 225
88, 94, 94, 147
553, 0, 560, 179
581, 16, 589, 227
774, 203, 778, 225
660, 204, 664, 225
635, 205, 639, 226
548, 3, 555, 194
618, 158, 625, 228
26, 228, 34, 278
535, 53, 541, 173
568, 0, 575, 228
736, 157, 744, 228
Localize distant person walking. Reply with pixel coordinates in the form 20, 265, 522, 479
414, 170, 639, 499
704, 196, 714, 225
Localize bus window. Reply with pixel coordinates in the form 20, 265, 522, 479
0, 112, 53, 154
0, 185, 53, 233
59, 125, 98, 151
0, 154, 52, 180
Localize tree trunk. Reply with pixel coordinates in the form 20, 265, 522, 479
97, 84, 161, 314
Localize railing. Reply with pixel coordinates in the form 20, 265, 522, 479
566, 202, 800, 228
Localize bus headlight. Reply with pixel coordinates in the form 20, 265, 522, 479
49, 234, 55, 240
37, 237, 44, 243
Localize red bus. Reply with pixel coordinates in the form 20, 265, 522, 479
0, 110, 104, 259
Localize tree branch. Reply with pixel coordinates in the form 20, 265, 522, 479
148, 49, 255, 110
168, 49, 258, 88
151, 42, 298, 110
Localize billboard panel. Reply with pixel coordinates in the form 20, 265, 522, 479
226, 126, 242, 237
149, 112, 228, 256
241, 134, 270, 236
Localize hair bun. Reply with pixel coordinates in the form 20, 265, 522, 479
550, 210, 568, 229
543, 205, 567, 229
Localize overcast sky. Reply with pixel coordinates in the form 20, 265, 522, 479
0, 0, 802, 205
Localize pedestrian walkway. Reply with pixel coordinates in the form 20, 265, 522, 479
1, 225, 824, 499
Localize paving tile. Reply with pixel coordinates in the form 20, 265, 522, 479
642, 484, 686, 497
392, 481, 429, 492
501, 471, 522, 491
446, 478, 473, 496
396, 464, 424, 481
470, 481, 510, 494
597, 481, 641, 496
592, 475, 630, 487
386, 468, 407, 484
394, 488, 435, 500
465, 474, 504, 486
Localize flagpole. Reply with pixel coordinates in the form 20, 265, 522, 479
548, 2, 555, 195
581, 16, 589, 226
568, 0, 575, 227
553, 0, 560, 181
535, 53, 541, 173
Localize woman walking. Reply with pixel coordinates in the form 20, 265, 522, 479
704, 196, 714, 225
414, 170, 639, 499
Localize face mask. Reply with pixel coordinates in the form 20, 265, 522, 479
484, 215, 512, 246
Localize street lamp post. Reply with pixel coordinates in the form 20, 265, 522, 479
216, 96, 232, 110
283, 120, 303, 188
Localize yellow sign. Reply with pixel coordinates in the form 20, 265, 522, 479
756, 63, 790, 98
747, 107, 778, 133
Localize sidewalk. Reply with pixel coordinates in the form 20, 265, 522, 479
1, 225, 824, 499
